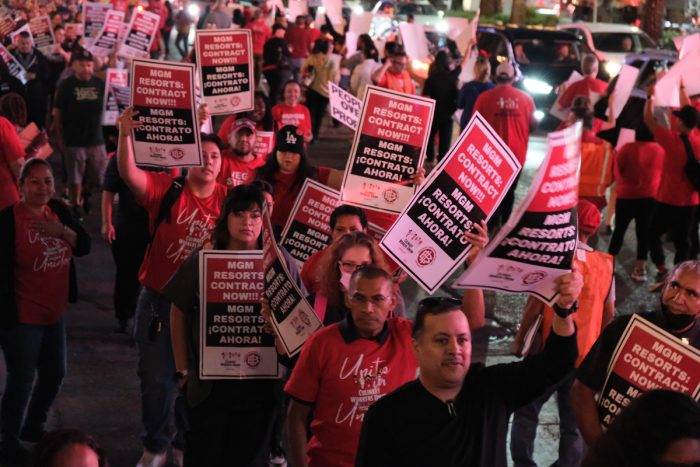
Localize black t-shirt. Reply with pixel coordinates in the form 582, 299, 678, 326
102, 156, 151, 240
262, 37, 290, 69
54, 75, 105, 146
356, 332, 578, 467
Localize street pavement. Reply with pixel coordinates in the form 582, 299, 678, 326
0, 121, 663, 467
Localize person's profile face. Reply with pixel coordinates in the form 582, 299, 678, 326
413, 310, 472, 390
661, 269, 700, 319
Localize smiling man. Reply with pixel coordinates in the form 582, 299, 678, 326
571, 260, 700, 447
356, 270, 582, 467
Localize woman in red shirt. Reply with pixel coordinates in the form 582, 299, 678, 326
0, 159, 90, 464
270, 81, 313, 143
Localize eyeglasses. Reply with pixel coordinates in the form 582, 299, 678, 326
338, 261, 371, 273
391, 59, 408, 67
350, 293, 390, 306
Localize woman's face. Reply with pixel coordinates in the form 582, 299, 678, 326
339, 246, 372, 274
227, 205, 263, 248
189, 141, 222, 183
20, 165, 54, 207
283, 83, 301, 106
276, 151, 301, 174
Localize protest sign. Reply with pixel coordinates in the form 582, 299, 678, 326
129, 59, 201, 167
0, 16, 15, 38
0, 44, 26, 84
83, 1, 112, 46
198, 250, 281, 379
615, 128, 635, 152
64, 23, 84, 41
102, 67, 129, 126
329, 81, 362, 130
28, 15, 55, 55
287, 0, 308, 21
675, 33, 700, 59
262, 204, 322, 357
322, 0, 344, 31
89, 9, 125, 56
195, 29, 254, 116
655, 47, 700, 107
280, 180, 341, 267
380, 112, 521, 293
340, 85, 435, 214
610, 64, 639, 119
550, 71, 583, 121
253, 131, 275, 159
453, 123, 582, 304
349, 12, 373, 34
18, 123, 52, 160
9, 23, 32, 46
399, 22, 430, 62
597, 314, 700, 428
118, 8, 159, 59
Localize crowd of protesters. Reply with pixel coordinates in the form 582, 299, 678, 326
0, 0, 699, 467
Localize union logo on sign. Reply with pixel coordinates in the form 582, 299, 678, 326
170, 148, 185, 160
416, 247, 436, 267
245, 351, 261, 369
383, 188, 398, 204
230, 96, 241, 107
522, 271, 547, 285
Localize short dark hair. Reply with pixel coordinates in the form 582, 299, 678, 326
29, 428, 108, 467
211, 184, 265, 250
272, 23, 286, 33
200, 132, 223, 151
312, 39, 330, 55
18, 31, 31, 39
19, 158, 52, 184
330, 205, 368, 230
249, 179, 274, 196
412, 297, 463, 338
350, 264, 393, 290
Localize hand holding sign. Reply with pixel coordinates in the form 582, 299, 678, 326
118, 107, 142, 134
554, 264, 583, 310
464, 219, 488, 265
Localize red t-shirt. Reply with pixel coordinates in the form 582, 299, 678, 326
270, 167, 331, 228
653, 127, 700, 206
558, 76, 608, 109
147, 2, 168, 52
138, 173, 227, 293
284, 318, 418, 467
614, 141, 664, 199
217, 152, 266, 188
14, 203, 72, 324
271, 102, 312, 139
285, 25, 312, 59
473, 85, 535, 166
0, 117, 26, 210
307, 27, 321, 44
247, 19, 270, 55
301, 247, 327, 293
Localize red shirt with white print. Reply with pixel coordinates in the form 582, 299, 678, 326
271, 102, 312, 139
138, 172, 227, 293
217, 151, 266, 188
14, 203, 72, 324
284, 317, 418, 467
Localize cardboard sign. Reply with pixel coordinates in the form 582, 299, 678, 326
28, 15, 55, 55
550, 71, 583, 121
280, 180, 341, 267
0, 16, 15, 38
0, 44, 26, 84
129, 59, 201, 167
89, 9, 125, 56
597, 314, 700, 428
380, 112, 521, 293
399, 22, 430, 62
195, 29, 254, 116
102, 67, 129, 126
198, 250, 281, 379
253, 130, 275, 159
18, 123, 52, 159
322, 0, 344, 30
340, 86, 435, 214
611, 64, 639, 119
458, 47, 477, 84
9, 23, 32, 46
83, 2, 112, 46
287, 0, 308, 21
675, 33, 700, 60
349, 12, 373, 34
118, 8, 159, 59
655, 47, 700, 108
262, 204, 322, 357
64, 23, 84, 41
454, 123, 582, 304
329, 81, 361, 130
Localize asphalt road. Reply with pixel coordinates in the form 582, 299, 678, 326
0, 121, 664, 467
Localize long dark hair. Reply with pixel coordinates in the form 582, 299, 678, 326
211, 184, 266, 250
256, 149, 318, 192
0, 92, 27, 127
429, 50, 451, 77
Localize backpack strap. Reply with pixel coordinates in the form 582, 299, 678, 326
151, 176, 186, 240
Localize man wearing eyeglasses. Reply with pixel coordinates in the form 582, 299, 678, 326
284, 265, 482, 467
356, 268, 582, 467
371, 46, 416, 95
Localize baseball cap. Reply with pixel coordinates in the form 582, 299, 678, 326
577, 199, 601, 235
71, 48, 94, 63
275, 125, 305, 154
230, 118, 256, 136
496, 61, 515, 79
672, 105, 699, 130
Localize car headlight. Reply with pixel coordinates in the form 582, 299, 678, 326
353, 5, 364, 14
523, 78, 553, 95
435, 20, 448, 33
604, 61, 622, 77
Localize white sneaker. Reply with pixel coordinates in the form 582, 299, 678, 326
136, 449, 167, 467
171, 447, 184, 467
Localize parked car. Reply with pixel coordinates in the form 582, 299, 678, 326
557, 22, 657, 77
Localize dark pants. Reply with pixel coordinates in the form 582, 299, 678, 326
427, 119, 453, 162
184, 384, 277, 466
175, 32, 189, 58
306, 88, 329, 143
489, 173, 521, 230
608, 197, 655, 260
111, 235, 149, 325
263, 69, 291, 107
649, 201, 698, 267
0, 320, 66, 448
510, 371, 583, 467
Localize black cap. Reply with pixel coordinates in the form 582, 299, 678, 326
672, 105, 700, 130
275, 125, 304, 154
70, 47, 94, 63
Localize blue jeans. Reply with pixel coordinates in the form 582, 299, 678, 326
0, 319, 66, 447
135, 288, 185, 454
510, 371, 584, 467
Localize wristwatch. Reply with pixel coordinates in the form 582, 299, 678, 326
552, 301, 578, 318
174, 369, 189, 381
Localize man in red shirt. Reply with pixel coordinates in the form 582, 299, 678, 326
285, 15, 312, 82
147, 0, 169, 59
217, 118, 265, 188
247, 8, 270, 83
117, 108, 227, 467
557, 54, 608, 112
371, 47, 416, 95
644, 93, 700, 288
473, 61, 535, 230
